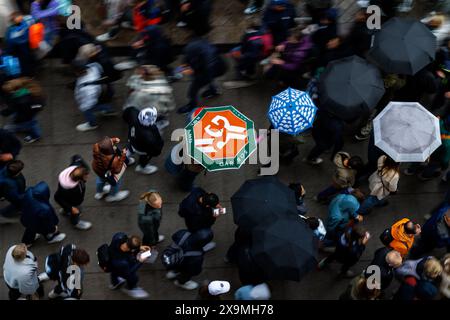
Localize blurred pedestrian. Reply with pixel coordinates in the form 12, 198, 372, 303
262, 0, 296, 45
138, 189, 165, 246
0, 129, 21, 169
0, 160, 25, 222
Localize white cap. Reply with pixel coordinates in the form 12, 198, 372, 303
208, 281, 231, 296
250, 283, 271, 300
138, 107, 158, 127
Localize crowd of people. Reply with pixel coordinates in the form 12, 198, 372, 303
0, 0, 449, 301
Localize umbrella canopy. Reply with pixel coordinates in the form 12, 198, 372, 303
268, 87, 318, 135
231, 176, 298, 230
368, 17, 437, 75
318, 55, 385, 122
373, 102, 441, 162
250, 217, 319, 281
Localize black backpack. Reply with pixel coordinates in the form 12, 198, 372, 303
379, 228, 394, 247
44, 253, 62, 281
97, 244, 111, 273
161, 232, 202, 268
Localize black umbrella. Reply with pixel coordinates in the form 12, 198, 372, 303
368, 17, 437, 75
318, 55, 385, 121
250, 217, 318, 281
231, 176, 298, 230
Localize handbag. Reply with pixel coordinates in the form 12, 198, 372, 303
104, 152, 127, 186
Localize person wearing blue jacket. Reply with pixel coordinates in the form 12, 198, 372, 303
20, 181, 66, 246
0, 129, 22, 169
0, 160, 25, 220
261, 0, 296, 46
5, 12, 35, 76
325, 194, 363, 246
411, 203, 450, 258
177, 38, 227, 114
108, 232, 150, 299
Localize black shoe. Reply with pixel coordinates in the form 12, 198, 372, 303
177, 104, 195, 114
201, 89, 220, 99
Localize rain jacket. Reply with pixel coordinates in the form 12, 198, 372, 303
388, 218, 415, 257
31, 0, 60, 37
178, 187, 216, 232
262, 0, 296, 45
0, 166, 26, 207
138, 189, 162, 246
421, 203, 450, 248
109, 232, 142, 276
326, 194, 360, 233
21, 181, 59, 232
368, 155, 399, 200
54, 165, 86, 212
278, 36, 313, 72
332, 151, 356, 188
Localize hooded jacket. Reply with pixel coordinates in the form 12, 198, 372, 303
21, 181, 59, 231
262, 0, 296, 45
0, 166, 26, 207
422, 203, 450, 248
54, 165, 86, 212
170, 229, 212, 276
0, 129, 22, 160
178, 187, 216, 232
138, 189, 162, 246
279, 35, 313, 72
123, 107, 163, 156
108, 232, 142, 276
389, 218, 415, 257
332, 151, 357, 188
326, 194, 360, 233
3, 245, 39, 295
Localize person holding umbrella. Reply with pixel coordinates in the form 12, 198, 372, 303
318, 225, 370, 278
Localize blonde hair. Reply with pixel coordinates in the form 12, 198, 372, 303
12, 244, 27, 261
424, 257, 443, 279
140, 191, 162, 206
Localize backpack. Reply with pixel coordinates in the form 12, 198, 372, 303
161, 232, 202, 268
379, 228, 394, 247
97, 244, 112, 272
0, 56, 21, 77
248, 33, 273, 58
45, 253, 62, 281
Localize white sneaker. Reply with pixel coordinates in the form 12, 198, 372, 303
121, 287, 149, 299
76, 122, 98, 132
105, 190, 130, 202
127, 157, 136, 166
135, 165, 158, 175
174, 280, 199, 290
166, 271, 180, 280
48, 289, 69, 299
109, 277, 126, 290
202, 241, 216, 252
114, 60, 138, 71
38, 272, 50, 282
158, 235, 165, 243
74, 220, 92, 230
103, 184, 111, 194
244, 5, 260, 14
96, 33, 116, 42
47, 233, 66, 244
95, 192, 106, 200
176, 21, 187, 28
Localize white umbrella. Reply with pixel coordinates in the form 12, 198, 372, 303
373, 102, 441, 162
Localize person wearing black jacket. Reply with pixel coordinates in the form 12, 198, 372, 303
54, 155, 92, 231
178, 187, 221, 251
0, 160, 25, 221
364, 247, 403, 291
0, 129, 21, 170
177, 38, 227, 114
165, 228, 213, 290
261, 0, 296, 46
180, 0, 212, 36
47, 244, 90, 300
108, 232, 150, 299
123, 106, 164, 175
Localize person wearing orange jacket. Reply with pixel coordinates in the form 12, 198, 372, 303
384, 218, 422, 257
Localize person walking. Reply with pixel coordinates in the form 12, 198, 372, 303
0, 129, 21, 170
123, 106, 164, 175
358, 155, 400, 216
3, 243, 43, 300
381, 218, 422, 257
0, 160, 25, 221
92, 136, 130, 202
20, 181, 66, 246
138, 189, 165, 246
108, 232, 150, 299
364, 248, 403, 291
54, 155, 92, 231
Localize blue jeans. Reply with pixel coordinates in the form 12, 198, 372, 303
358, 195, 387, 216
96, 176, 121, 196
82, 104, 113, 126
4, 119, 41, 139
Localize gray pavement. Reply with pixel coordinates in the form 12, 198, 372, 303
0, 57, 448, 300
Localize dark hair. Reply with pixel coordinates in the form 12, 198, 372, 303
202, 193, 219, 208
7, 160, 24, 176
127, 235, 142, 251
404, 221, 416, 235
71, 167, 89, 182
381, 156, 400, 174
348, 156, 364, 171
306, 217, 320, 230
349, 225, 366, 242
289, 182, 304, 198
72, 249, 90, 265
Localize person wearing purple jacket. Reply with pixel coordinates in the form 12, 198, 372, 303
266, 26, 313, 87
31, 0, 61, 43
